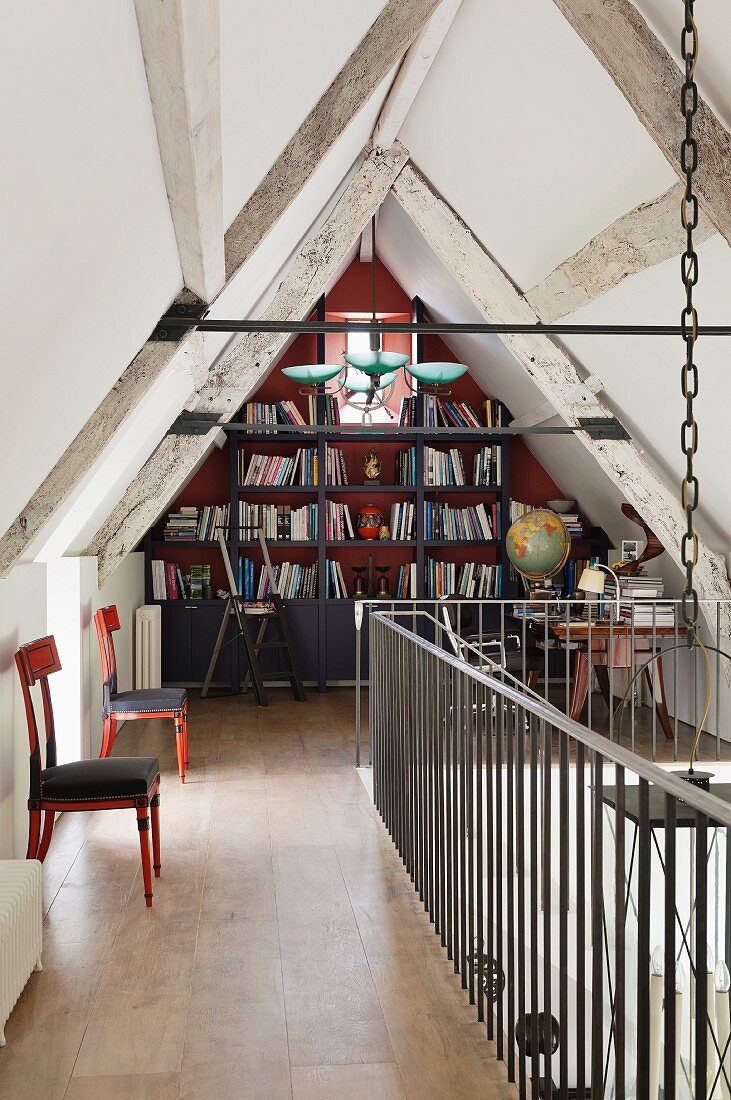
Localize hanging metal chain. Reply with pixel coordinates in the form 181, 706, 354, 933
680, 0, 700, 646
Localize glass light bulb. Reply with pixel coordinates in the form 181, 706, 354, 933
716, 960, 731, 992
651, 946, 665, 976
675, 963, 686, 994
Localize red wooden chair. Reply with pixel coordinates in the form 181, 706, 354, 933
94, 605, 188, 783
16, 635, 161, 907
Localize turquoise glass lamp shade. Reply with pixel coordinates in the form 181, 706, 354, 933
281, 364, 343, 384
343, 371, 397, 394
406, 362, 468, 385
343, 350, 409, 376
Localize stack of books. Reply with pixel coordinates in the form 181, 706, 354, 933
552, 510, 582, 539
242, 401, 306, 428
325, 501, 355, 540
189, 563, 212, 599
238, 502, 317, 540
394, 562, 417, 598
605, 572, 674, 626
397, 445, 417, 486
389, 501, 416, 541
325, 446, 348, 485
424, 447, 466, 486
240, 448, 318, 486
424, 501, 498, 541
163, 505, 229, 542
163, 507, 199, 541
425, 560, 502, 599
474, 445, 501, 486
325, 559, 349, 598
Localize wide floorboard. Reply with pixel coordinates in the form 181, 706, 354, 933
0, 689, 514, 1099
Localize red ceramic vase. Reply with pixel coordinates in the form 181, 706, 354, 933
357, 505, 383, 540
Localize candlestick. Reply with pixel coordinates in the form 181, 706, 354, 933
716, 961, 731, 1100
649, 947, 664, 1100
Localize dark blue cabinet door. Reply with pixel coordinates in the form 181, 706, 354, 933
191, 603, 234, 686
161, 603, 192, 684
282, 602, 319, 684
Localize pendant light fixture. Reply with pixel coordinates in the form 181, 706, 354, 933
281, 213, 469, 419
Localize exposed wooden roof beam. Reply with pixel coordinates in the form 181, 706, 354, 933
0, 3, 437, 579
360, 0, 461, 260
552, 0, 731, 250
373, 0, 462, 150
134, 0, 225, 303
225, 0, 442, 280
89, 144, 410, 582
526, 183, 715, 322
392, 162, 731, 629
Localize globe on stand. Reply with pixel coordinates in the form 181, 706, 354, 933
506, 508, 570, 596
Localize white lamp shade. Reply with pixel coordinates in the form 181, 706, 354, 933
578, 567, 606, 595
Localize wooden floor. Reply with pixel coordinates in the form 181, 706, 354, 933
0, 689, 514, 1100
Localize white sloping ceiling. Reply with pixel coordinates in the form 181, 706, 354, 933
220, 0, 388, 229
0, 0, 182, 540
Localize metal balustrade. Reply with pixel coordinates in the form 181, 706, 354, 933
366, 606, 731, 1098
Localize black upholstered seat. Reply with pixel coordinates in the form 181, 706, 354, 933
109, 688, 187, 714
41, 757, 160, 801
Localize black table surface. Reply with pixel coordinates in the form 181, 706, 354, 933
602, 782, 731, 828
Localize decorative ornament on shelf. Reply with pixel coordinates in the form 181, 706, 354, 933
363, 449, 382, 483
351, 566, 367, 598
356, 505, 383, 541
378, 525, 390, 541
376, 566, 391, 598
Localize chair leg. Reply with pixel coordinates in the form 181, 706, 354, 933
182, 707, 189, 770
151, 793, 161, 877
174, 716, 185, 783
101, 715, 117, 758
36, 810, 56, 863
136, 807, 153, 907
26, 808, 41, 860
527, 670, 539, 692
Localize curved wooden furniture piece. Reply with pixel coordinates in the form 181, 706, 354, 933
616, 502, 665, 574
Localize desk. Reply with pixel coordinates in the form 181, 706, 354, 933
529, 621, 681, 740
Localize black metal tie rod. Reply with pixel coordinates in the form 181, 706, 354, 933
154, 315, 731, 338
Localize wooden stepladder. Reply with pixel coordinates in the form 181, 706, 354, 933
201, 529, 306, 706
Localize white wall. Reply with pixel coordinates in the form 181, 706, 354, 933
0, 564, 47, 859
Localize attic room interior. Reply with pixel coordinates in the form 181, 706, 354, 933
4, 2, 731, 1098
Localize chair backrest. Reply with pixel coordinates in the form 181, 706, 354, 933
15, 636, 62, 798
94, 605, 120, 709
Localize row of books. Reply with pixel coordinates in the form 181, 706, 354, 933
237, 557, 318, 600
240, 448, 318, 486
389, 501, 416, 541
397, 396, 486, 429
424, 501, 499, 541
151, 561, 211, 600
474, 445, 502, 486
325, 559, 349, 599
325, 446, 348, 485
424, 446, 466, 486
242, 401, 305, 428
162, 505, 229, 542
308, 393, 341, 425
325, 501, 355, 541
237, 502, 317, 541
425, 560, 502, 599
396, 445, 417, 486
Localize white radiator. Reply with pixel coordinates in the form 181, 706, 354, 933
0, 860, 42, 1046
135, 604, 161, 690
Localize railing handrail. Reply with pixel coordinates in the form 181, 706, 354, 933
364, 597, 731, 605
370, 608, 731, 826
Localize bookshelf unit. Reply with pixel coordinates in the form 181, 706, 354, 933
144, 388, 516, 692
